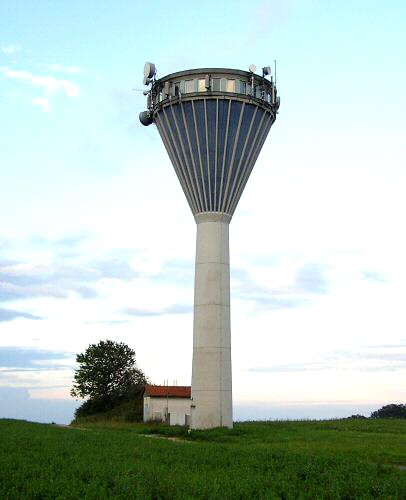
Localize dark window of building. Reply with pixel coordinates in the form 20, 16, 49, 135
212, 79, 220, 91
220, 78, 227, 92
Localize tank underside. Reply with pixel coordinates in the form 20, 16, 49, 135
155, 97, 275, 216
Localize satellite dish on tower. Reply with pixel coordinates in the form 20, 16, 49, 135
262, 66, 271, 76
143, 62, 156, 79
248, 64, 257, 73
139, 110, 153, 126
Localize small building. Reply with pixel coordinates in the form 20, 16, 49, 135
143, 385, 191, 426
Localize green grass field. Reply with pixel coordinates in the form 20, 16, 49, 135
0, 418, 405, 499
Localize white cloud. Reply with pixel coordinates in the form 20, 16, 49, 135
32, 97, 50, 113
1, 44, 21, 54
47, 63, 84, 75
0, 66, 81, 97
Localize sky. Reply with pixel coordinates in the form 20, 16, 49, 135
0, 0, 405, 424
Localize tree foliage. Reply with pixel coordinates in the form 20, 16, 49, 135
73, 386, 144, 420
370, 404, 406, 419
71, 340, 148, 401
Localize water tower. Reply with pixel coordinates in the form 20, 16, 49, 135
140, 63, 280, 429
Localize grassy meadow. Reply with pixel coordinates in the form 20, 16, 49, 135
0, 418, 405, 499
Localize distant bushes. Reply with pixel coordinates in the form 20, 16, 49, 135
345, 404, 406, 420
370, 404, 406, 419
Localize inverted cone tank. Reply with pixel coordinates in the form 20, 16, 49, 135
142, 67, 279, 429
150, 68, 279, 216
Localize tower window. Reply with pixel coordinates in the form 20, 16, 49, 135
226, 80, 235, 92
239, 81, 246, 94
185, 80, 195, 93
212, 78, 220, 91
198, 79, 206, 92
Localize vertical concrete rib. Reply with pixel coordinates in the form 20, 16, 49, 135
163, 106, 199, 211
156, 113, 198, 214
214, 99, 219, 211
180, 101, 205, 211
248, 115, 274, 170
229, 113, 272, 215
222, 102, 245, 211
228, 111, 268, 215
171, 103, 202, 212
204, 99, 213, 212
218, 99, 231, 212
161, 108, 199, 213
191, 212, 233, 429
191, 100, 208, 210
224, 107, 258, 214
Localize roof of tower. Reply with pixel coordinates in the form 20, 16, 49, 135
156, 67, 261, 82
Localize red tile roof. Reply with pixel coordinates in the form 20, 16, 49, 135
144, 385, 191, 398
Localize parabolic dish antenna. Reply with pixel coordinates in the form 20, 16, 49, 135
249, 63, 257, 73
143, 62, 156, 79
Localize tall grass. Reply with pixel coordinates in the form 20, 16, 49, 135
1, 418, 405, 499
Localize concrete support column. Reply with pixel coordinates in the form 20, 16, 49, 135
191, 212, 233, 429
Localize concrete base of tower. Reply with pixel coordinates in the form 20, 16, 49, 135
190, 212, 233, 429
191, 346, 233, 428
191, 387, 233, 429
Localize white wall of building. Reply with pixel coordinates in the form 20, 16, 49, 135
143, 396, 191, 426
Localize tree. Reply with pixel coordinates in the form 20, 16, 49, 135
71, 340, 148, 401
370, 404, 406, 419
